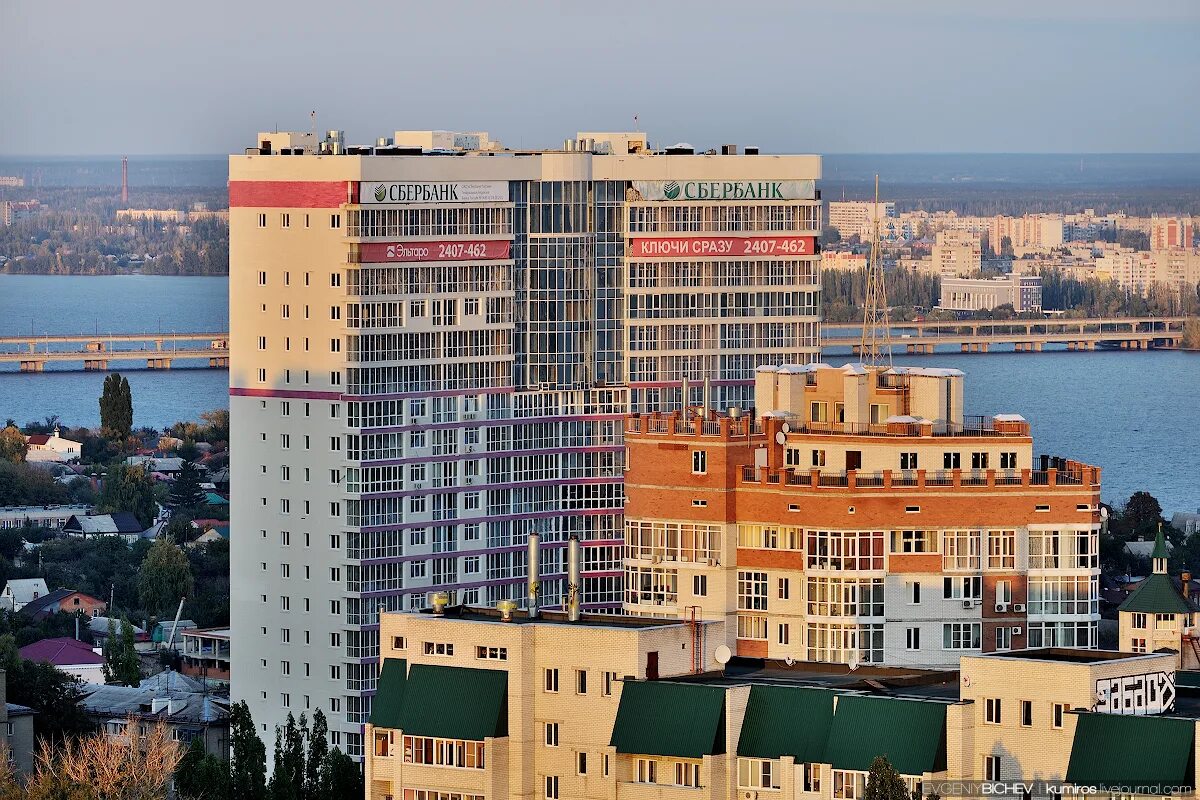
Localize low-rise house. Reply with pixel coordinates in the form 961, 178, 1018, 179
23, 427, 83, 463
1, 668, 35, 775
152, 619, 198, 649
124, 456, 185, 476
179, 628, 230, 684
0, 578, 49, 612
1175, 509, 1200, 536
18, 588, 108, 621
18, 637, 105, 683
89, 616, 149, 647
0, 504, 91, 531
80, 672, 230, 760
63, 512, 154, 543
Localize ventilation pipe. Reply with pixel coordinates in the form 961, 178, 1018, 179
527, 531, 541, 619
702, 377, 712, 417
681, 377, 690, 412
567, 535, 581, 622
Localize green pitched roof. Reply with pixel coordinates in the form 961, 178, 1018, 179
1152, 526, 1170, 560
368, 658, 407, 728
738, 685, 836, 762
1120, 573, 1199, 614
1067, 713, 1195, 793
825, 695, 947, 776
392, 664, 508, 740
610, 681, 726, 758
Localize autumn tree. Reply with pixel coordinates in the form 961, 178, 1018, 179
20, 719, 181, 800
137, 539, 194, 619
0, 424, 28, 464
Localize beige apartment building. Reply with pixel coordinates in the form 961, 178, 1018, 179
827, 200, 896, 240
228, 129, 823, 754
928, 230, 983, 277
365, 602, 1200, 800
1096, 249, 1200, 295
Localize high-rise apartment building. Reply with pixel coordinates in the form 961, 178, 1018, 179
1150, 216, 1195, 251
929, 230, 983, 277
621, 363, 1102, 667
229, 129, 823, 753
826, 200, 896, 240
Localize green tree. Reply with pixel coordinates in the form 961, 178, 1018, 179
0, 424, 28, 463
102, 617, 141, 686
268, 713, 305, 800
3, 658, 96, 744
97, 463, 157, 528
137, 539, 194, 619
1120, 492, 1165, 538
0, 461, 68, 506
176, 736, 232, 800
99, 373, 134, 439
164, 514, 198, 546
168, 460, 207, 512
230, 701, 268, 800
321, 748, 362, 800
864, 755, 910, 800
305, 709, 329, 800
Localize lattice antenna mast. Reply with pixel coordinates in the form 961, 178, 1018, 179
858, 174, 892, 366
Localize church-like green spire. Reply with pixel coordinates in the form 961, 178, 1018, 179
1152, 523, 1169, 561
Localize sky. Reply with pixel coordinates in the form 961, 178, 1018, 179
2, 0, 1198, 156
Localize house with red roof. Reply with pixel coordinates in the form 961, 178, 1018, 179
23, 426, 82, 463
18, 637, 106, 683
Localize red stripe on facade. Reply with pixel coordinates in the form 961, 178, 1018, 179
230, 387, 343, 400
228, 181, 348, 208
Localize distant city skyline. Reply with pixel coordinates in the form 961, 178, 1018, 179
2, 0, 1198, 156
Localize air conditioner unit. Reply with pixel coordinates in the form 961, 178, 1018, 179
706, 557, 718, 567
962, 599, 974, 609
742, 792, 758, 800
995, 603, 1009, 613
651, 555, 662, 564
1012, 626, 1023, 636
1013, 603, 1027, 612
973, 598, 983, 606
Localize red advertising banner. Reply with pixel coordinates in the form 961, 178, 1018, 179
627, 236, 817, 259
358, 240, 512, 263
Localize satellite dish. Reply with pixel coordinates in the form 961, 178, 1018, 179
781, 422, 791, 434
775, 431, 787, 445
963, 675, 972, 688
714, 645, 732, 666
847, 650, 860, 671
1100, 506, 1110, 520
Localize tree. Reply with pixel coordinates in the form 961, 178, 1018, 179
305, 709, 329, 800
200, 409, 230, 443
20, 720, 180, 800
99, 373, 134, 439
164, 514, 198, 546
3, 658, 96, 744
98, 464, 157, 528
1121, 492, 1165, 538
176, 736, 231, 800
103, 617, 141, 686
229, 701, 268, 800
137, 539, 194, 620
168, 461, 207, 512
268, 713, 305, 800
0, 461, 68, 506
0, 424, 28, 464
864, 755, 910, 800
321, 748, 362, 800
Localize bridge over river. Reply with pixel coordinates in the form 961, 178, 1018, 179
0, 316, 1190, 371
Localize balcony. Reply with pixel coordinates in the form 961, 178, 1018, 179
739, 463, 1097, 492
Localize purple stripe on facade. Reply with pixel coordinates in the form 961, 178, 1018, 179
356, 506, 619, 533
357, 569, 628, 599
356, 474, 620, 501
628, 379, 754, 389
359, 444, 624, 469
353, 413, 626, 435
341, 386, 515, 402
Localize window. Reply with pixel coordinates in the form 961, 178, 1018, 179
870, 403, 889, 424
636, 759, 658, 784
693, 574, 708, 596
403, 736, 484, 769
1132, 612, 1148, 629
1021, 700, 1032, 727
257, 214, 267, 228
971, 451, 990, 470
737, 571, 768, 611
778, 577, 790, 599
422, 641, 453, 656
943, 622, 982, 650
943, 576, 982, 600
544, 722, 559, 747
1132, 638, 1147, 653
602, 671, 617, 697
281, 213, 290, 228
985, 698, 1002, 724
778, 623, 790, 644
675, 761, 700, 788
944, 451, 961, 469
576, 670, 587, 695
1053, 703, 1068, 729
988, 530, 1016, 569
1000, 451, 1017, 470
330, 305, 341, 321
984, 755, 1001, 781
577, 752, 588, 775
996, 580, 1013, 605
892, 529, 936, 553
330, 213, 341, 229
996, 626, 1012, 651
739, 758, 781, 790
900, 452, 918, 470
544, 668, 559, 693
1156, 613, 1175, 630
906, 627, 920, 650
910, 581, 921, 604
392, 636, 407, 650
812, 449, 826, 467
810, 401, 828, 422
691, 450, 707, 474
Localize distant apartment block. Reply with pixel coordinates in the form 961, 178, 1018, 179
0, 199, 40, 226
990, 214, 1064, 251
0, 176, 25, 187
1096, 249, 1200, 295
819, 250, 867, 271
1150, 216, 1196, 251
938, 274, 1042, 313
827, 200, 896, 240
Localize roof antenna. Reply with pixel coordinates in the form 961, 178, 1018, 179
858, 174, 893, 367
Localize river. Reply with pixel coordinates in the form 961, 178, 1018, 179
0, 275, 1196, 514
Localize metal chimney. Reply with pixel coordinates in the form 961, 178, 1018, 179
527, 531, 541, 618
681, 377, 690, 411
702, 377, 712, 416
567, 535, 581, 622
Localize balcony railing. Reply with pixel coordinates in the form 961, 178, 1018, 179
739, 465, 1094, 490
